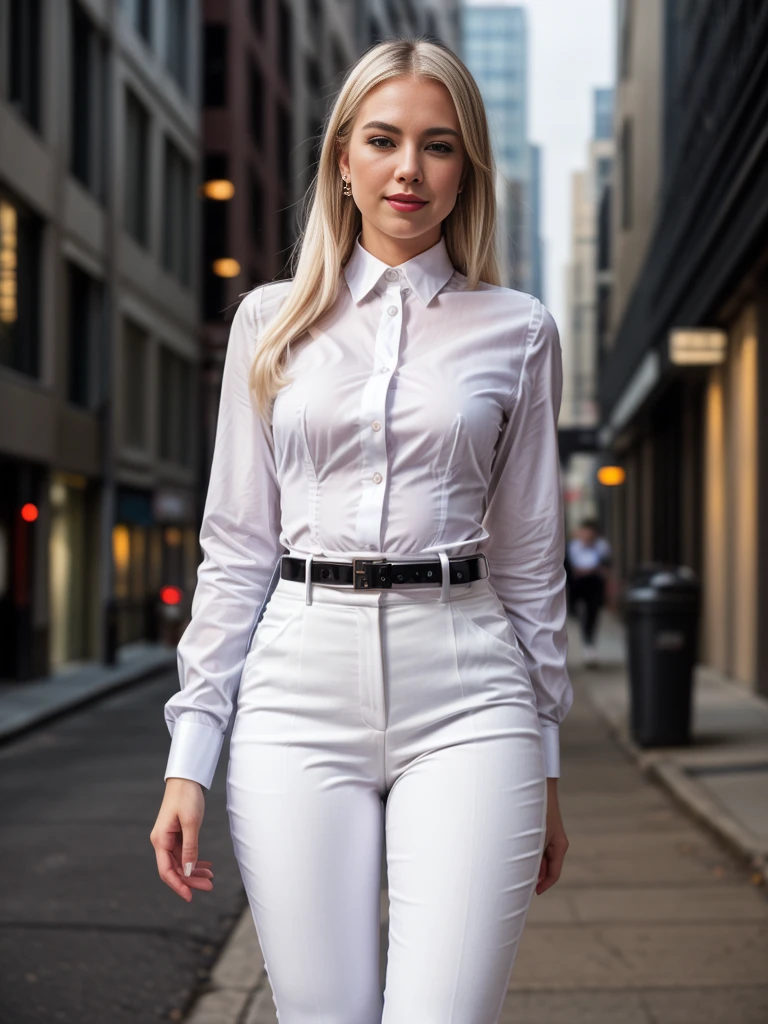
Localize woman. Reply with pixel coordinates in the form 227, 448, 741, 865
150, 37, 573, 1023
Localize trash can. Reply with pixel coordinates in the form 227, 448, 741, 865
624, 564, 701, 747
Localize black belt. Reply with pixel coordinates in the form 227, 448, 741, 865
280, 554, 490, 590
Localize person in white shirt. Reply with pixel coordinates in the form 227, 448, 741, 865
150, 36, 572, 1022
566, 518, 612, 666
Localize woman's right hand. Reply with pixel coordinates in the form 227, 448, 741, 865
150, 778, 215, 902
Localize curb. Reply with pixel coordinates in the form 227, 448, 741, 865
583, 681, 768, 880
0, 647, 177, 744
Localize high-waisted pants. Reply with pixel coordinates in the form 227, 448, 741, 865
226, 553, 548, 1024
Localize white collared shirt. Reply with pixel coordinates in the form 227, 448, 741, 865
164, 232, 573, 787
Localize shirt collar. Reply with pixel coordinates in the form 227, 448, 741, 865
343, 231, 456, 307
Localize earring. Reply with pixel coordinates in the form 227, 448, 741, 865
342, 176, 352, 197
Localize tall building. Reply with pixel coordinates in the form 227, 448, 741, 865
0, 0, 202, 680
599, 0, 768, 698
560, 87, 614, 533
461, 2, 542, 295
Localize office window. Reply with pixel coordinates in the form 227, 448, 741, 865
162, 138, 193, 286
122, 318, 148, 449
0, 192, 42, 378
70, 1, 108, 199
278, 1, 293, 85
619, 0, 633, 79
67, 262, 103, 411
203, 24, 227, 106
166, 0, 188, 92
122, 0, 151, 42
9, 0, 41, 131
249, 60, 264, 147
158, 347, 193, 467
249, 0, 264, 34
276, 104, 292, 180
124, 87, 150, 247
620, 118, 633, 230
250, 169, 264, 248
203, 154, 228, 321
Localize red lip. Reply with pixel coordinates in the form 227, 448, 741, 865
386, 194, 428, 203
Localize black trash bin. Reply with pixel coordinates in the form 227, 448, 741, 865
624, 565, 701, 747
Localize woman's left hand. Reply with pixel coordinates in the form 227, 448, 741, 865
535, 779, 568, 895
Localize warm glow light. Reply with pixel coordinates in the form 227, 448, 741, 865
160, 585, 183, 605
112, 524, 130, 574
0, 200, 17, 324
212, 258, 241, 278
669, 328, 727, 365
597, 465, 626, 486
20, 503, 39, 522
202, 179, 235, 200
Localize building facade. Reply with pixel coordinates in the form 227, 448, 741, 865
599, 0, 768, 697
0, 0, 202, 679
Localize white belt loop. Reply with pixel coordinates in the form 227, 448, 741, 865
305, 553, 314, 605
438, 551, 451, 604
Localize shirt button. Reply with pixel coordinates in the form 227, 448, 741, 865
380, 366, 389, 373
387, 305, 398, 316
372, 471, 383, 484
371, 420, 381, 431
385, 269, 398, 281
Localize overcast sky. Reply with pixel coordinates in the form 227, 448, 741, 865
463, 0, 616, 336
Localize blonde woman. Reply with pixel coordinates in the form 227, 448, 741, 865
151, 37, 572, 1023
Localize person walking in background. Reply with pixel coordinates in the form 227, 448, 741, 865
566, 518, 612, 667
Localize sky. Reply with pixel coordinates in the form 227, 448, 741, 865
463, 0, 616, 335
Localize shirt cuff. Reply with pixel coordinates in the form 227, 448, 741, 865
539, 721, 560, 778
164, 719, 225, 791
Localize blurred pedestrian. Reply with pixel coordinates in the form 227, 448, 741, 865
567, 518, 612, 667
151, 37, 573, 1022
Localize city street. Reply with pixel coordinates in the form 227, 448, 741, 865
0, 671, 246, 1024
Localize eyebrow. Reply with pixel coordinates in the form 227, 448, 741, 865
360, 120, 461, 139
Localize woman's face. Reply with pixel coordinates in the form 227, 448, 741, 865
338, 75, 467, 260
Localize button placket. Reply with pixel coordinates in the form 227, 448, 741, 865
353, 278, 403, 549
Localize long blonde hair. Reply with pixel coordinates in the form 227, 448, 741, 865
248, 36, 500, 420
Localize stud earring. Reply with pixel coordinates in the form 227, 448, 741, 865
342, 176, 352, 197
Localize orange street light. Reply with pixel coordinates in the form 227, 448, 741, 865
597, 465, 626, 486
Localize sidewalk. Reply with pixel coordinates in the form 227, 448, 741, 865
0, 641, 177, 743
182, 613, 768, 1024
579, 609, 768, 877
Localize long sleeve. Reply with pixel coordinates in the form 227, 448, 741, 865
163, 286, 284, 790
477, 297, 573, 778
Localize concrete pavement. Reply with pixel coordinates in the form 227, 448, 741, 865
181, 614, 768, 1023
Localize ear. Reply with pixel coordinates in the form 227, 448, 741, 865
337, 145, 350, 180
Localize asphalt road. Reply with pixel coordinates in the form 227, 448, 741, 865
0, 671, 247, 1024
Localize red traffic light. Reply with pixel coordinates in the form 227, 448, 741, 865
21, 503, 39, 522
160, 585, 183, 606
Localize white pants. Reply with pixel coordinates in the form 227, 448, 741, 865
226, 558, 547, 1023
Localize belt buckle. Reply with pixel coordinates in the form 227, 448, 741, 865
352, 558, 392, 590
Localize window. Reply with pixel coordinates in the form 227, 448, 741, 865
158, 347, 193, 467
620, 118, 633, 230
70, 1, 108, 198
278, 1, 293, 85
276, 104, 292, 180
250, 169, 264, 248
619, 0, 633, 79
122, 318, 148, 449
166, 0, 188, 92
0, 192, 42, 378
9, 0, 41, 131
249, 60, 264, 147
202, 154, 229, 320
162, 138, 193, 286
249, 0, 264, 34
67, 262, 103, 411
122, 0, 151, 42
203, 24, 227, 106
124, 87, 150, 246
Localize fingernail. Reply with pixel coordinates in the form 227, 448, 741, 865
184, 862, 194, 876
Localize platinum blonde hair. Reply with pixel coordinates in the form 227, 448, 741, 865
247, 36, 500, 419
